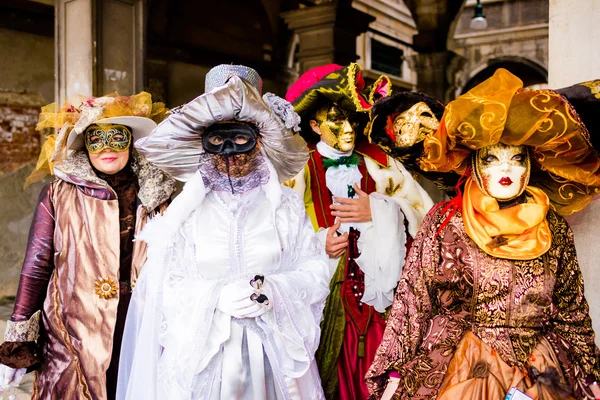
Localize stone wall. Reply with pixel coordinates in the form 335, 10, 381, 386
549, 0, 600, 347
0, 27, 54, 298
353, 0, 418, 90
0, 104, 40, 173
0, 165, 48, 298
0, 28, 54, 102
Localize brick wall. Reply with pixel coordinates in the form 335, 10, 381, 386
0, 105, 40, 174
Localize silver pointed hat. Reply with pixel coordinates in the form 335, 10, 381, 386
204, 64, 263, 94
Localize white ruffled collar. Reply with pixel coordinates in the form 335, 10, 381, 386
316, 140, 353, 160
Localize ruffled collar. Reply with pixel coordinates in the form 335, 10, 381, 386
316, 140, 353, 159
53, 150, 175, 211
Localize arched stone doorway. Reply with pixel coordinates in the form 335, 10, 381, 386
460, 57, 547, 94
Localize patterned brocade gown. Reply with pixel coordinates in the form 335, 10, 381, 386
365, 206, 600, 400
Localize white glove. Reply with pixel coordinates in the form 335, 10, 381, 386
381, 376, 400, 400
0, 364, 26, 391
216, 280, 268, 318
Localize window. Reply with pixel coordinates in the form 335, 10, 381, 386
371, 39, 403, 78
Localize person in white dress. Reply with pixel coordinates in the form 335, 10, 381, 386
116, 65, 330, 400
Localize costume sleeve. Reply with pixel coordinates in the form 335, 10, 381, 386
257, 194, 330, 378
11, 183, 55, 323
551, 219, 600, 382
356, 193, 407, 312
365, 207, 441, 397
0, 183, 55, 369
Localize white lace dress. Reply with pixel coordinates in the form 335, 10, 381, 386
117, 172, 329, 400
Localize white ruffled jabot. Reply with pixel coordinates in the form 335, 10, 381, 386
316, 141, 362, 234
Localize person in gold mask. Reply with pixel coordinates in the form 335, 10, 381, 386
285, 63, 436, 400
366, 68, 600, 400
0, 93, 175, 399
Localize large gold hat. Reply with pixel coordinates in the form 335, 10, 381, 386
419, 68, 600, 215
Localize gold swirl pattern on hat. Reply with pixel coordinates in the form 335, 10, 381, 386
419, 68, 600, 215
582, 80, 600, 99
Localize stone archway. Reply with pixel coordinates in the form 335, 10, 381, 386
459, 56, 547, 94
447, 0, 549, 100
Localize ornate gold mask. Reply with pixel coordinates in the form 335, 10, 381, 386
387, 102, 439, 148
84, 124, 132, 154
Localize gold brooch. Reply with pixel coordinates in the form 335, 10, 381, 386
95, 278, 118, 299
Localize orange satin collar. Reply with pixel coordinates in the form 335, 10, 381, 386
462, 177, 552, 260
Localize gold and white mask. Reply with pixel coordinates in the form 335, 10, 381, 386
473, 143, 531, 201
390, 102, 439, 148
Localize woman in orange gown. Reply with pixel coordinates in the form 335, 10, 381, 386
366, 69, 600, 400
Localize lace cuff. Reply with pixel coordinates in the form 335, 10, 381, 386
4, 310, 41, 342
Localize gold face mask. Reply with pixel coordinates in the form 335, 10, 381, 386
84, 124, 132, 154
473, 143, 531, 201
389, 102, 439, 148
313, 103, 359, 152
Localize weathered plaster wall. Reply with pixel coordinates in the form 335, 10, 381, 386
0, 27, 54, 298
0, 166, 48, 298
549, 0, 600, 347
0, 28, 54, 103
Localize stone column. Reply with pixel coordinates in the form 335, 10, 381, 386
281, 1, 374, 74
55, 0, 146, 104
406, 50, 466, 103
548, 0, 600, 86
548, 0, 600, 345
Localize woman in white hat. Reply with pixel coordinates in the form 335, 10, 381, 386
116, 65, 329, 400
0, 92, 176, 399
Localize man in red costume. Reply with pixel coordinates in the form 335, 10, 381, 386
285, 63, 435, 399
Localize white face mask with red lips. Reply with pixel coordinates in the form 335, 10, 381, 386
473, 143, 531, 201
